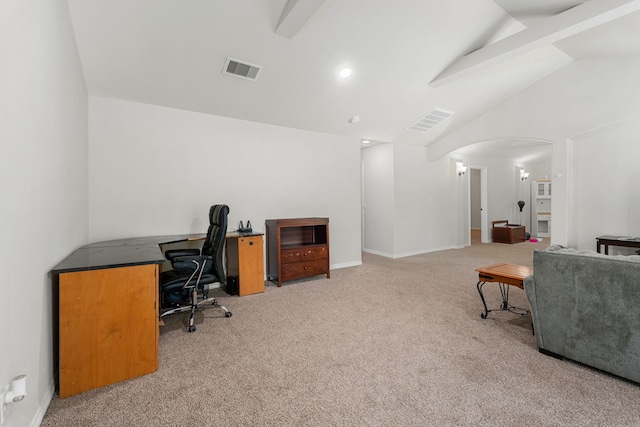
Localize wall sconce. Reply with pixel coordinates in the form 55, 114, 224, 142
456, 162, 467, 176
520, 169, 530, 181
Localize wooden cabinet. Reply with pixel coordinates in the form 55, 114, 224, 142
265, 218, 330, 287
225, 232, 265, 296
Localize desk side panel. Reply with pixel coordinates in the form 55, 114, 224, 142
238, 235, 265, 296
58, 264, 158, 398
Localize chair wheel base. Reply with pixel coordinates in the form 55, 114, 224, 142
188, 325, 196, 332
225, 311, 232, 318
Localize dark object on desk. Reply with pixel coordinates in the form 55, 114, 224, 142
491, 220, 525, 244
596, 235, 640, 254
160, 204, 232, 332
238, 220, 252, 233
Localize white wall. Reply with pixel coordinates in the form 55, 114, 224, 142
362, 144, 395, 255
572, 119, 640, 252
427, 57, 640, 247
394, 144, 453, 256
459, 155, 521, 225
88, 96, 362, 269
362, 141, 549, 257
0, 1, 88, 426
442, 152, 552, 246
362, 143, 454, 258
428, 58, 640, 160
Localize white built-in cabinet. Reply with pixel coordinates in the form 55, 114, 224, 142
532, 180, 551, 237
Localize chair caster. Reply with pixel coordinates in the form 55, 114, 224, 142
225, 311, 232, 318
188, 325, 196, 332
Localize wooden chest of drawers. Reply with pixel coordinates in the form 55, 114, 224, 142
266, 218, 330, 287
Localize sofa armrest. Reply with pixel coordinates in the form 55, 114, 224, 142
523, 273, 543, 347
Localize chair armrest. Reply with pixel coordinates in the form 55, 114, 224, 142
165, 248, 200, 261
171, 255, 214, 272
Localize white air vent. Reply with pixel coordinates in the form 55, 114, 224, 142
222, 57, 262, 81
406, 108, 454, 133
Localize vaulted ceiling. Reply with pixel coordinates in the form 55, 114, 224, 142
67, 0, 640, 153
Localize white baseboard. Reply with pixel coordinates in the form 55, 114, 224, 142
31, 381, 55, 427
363, 246, 456, 259
330, 260, 362, 270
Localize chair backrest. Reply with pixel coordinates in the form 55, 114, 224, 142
201, 204, 229, 284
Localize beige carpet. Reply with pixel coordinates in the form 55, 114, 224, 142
42, 239, 640, 426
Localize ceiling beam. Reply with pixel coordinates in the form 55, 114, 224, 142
275, 0, 328, 38
430, 0, 640, 86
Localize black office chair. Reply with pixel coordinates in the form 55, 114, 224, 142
160, 204, 232, 332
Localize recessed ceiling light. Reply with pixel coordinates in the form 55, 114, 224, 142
361, 140, 371, 144
339, 67, 352, 78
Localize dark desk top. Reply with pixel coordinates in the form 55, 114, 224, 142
52, 234, 205, 274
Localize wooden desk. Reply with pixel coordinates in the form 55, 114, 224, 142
475, 263, 532, 319
596, 235, 640, 254
226, 232, 265, 296
51, 234, 201, 398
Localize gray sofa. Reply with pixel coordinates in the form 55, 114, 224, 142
524, 244, 640, 383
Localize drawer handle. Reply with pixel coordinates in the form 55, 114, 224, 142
249, 241, 254, 246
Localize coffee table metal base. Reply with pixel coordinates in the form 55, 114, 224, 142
476, 280, 530, 319
475, 263, 532, 319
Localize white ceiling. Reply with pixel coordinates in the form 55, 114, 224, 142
66, 0, 640, 156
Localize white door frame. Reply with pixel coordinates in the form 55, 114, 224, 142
467, 166, 489, 244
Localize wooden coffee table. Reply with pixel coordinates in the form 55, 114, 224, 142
475, 263, 533, 319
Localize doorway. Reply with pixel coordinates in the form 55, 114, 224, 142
469, 166, 488, 244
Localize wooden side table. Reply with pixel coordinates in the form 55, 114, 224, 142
475, 263, 532, 319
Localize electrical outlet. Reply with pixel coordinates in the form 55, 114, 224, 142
0, 386, 8, 425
